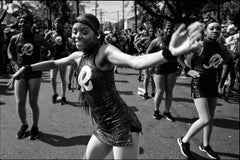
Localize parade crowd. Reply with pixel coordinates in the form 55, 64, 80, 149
0, 5, 239, 160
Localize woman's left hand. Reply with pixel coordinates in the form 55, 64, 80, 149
187, 70, 200, 78
169, 22, 203, 56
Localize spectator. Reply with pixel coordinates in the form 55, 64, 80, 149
45, 17, 69, 105
149, 22, 178, 121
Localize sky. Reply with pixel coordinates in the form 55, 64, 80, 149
1, 0, 135, 23
85, 1, 135, 23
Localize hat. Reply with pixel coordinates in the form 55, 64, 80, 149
75, 14, 100, 36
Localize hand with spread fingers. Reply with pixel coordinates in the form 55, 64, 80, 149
169, 22, 203, 56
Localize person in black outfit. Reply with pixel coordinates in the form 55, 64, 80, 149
177, 19, 223, 160
0, 6, 8, 76
147, 23, 178, 121
7, 14, 56, 140
45, 17, 69, 104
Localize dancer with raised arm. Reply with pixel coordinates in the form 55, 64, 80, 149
8, 14, 202, 159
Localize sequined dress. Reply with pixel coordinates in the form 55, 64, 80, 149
77, 50, 142, 146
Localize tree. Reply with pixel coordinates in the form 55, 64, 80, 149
135, 0, 239, 29
11, 1, 36, 17
136, 0, 207, 28
39, 0, 71, 29
221, 0, 240, 27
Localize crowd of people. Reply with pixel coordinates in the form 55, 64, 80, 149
1, 5, 239, 159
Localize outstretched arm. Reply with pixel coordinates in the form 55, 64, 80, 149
8, 51, 81, 88
103, 22, 203, 70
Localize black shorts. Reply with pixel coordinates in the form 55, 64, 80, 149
154, 62, 178, 75
191, 78, 218, 98
23, 71, 42, 79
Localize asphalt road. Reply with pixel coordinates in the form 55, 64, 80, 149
0, 68, 239, 159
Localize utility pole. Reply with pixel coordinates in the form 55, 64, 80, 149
99, 8, 102, 24
117, 10, 119, 28
134, 0, 137, 33
1, 0, 3, 9
122, 0, 124, 29
48, 7, 52, 30
76, 0, 79, 16
95, 0, 98, 17
99, 8, 103, 30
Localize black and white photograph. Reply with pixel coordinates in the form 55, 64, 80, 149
0, 0, 239, 159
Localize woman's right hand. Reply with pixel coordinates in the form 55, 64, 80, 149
169, 22, 203, 56
7, 67, 25, 89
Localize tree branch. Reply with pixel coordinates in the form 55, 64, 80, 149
136, 1, 174, 22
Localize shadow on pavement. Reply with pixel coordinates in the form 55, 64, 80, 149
0, 101, 6, 105
173, 97, 222, 106
175, 82, 191, 88
173, 97, 194, 103
190, 151, 209, 160
214, 118, 240, 130
139, 146, 144, 155
217, 151, 240, 159
129, 106, 139, 112
175, 117, 239, 130
175, 117, 198, 124
66, 101, 82, 107
177, 150, 236, 160
115, 80, 129, 83
118, 90, 134, 95
0, 82, 14, 96
38, 132, 91, 147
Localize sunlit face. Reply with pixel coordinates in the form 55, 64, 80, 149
205, 22, 221, 40
72, 22, 97, 51
18, 18, 32, 33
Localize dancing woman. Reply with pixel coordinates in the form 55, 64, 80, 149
9, 14, 202, 159
177, 20, 223, 160
7, 14, 56, 140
